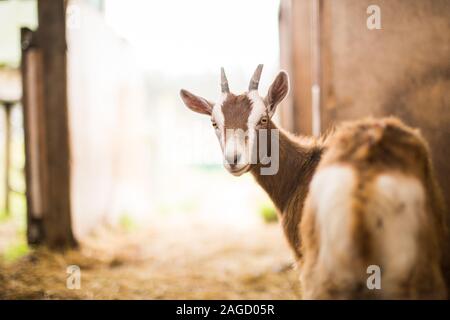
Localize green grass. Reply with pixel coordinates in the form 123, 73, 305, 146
0, 193, 28, 263
0, 138, 27, 225
259, 203, 278, 223
119, 213, 137, 232
157, 199, 199, 216
0, 208, 11, 222
0, 193, 26, 225
0, 120, 28, 263
3, 240, 29, 263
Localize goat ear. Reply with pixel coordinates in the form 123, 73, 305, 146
265, 71, 289, 116
180, 89, 214, 115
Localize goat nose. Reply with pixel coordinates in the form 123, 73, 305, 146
226, 153, 241, 166
234, 154, 240, 164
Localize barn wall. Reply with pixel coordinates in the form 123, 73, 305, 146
281, 0, 450, 212
279, 0, 314, 134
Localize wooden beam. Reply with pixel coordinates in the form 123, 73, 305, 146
28, 0, 76, 249
21, 27, 45, 244
279, 0, 330, 136
278, 0, 296, 132
36, 0, 76, 249
3, 102, 12, 216
290, 0, 314, 135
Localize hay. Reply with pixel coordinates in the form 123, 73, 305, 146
0, 216, 301, 299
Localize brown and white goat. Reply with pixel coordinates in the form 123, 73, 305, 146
180, 65, 449, 299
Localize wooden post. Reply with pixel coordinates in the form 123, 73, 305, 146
37, 0, 76, 249
20, 1, 77, 248
278, 0, 296, 133
21, 27, 45, 244
3, 102, 13, 216
279, 0, 329, 136
279, 0, 315, 135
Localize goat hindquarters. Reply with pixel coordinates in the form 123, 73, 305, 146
299, 165, 447, 299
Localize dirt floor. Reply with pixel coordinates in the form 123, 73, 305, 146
0, 214, 301, 299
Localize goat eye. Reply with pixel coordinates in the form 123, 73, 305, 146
211, 120, 218, 129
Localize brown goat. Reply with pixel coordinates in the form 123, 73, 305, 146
300, 118, 448, 299
180, 66, 449, 299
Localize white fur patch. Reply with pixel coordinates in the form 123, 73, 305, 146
211, 93, 226, 126
309, 165, 356, 270
246, 90, 267, 162
211, 93, 227, 147
247, 90, 267, 127
309, 166, 425, 284
369, 173, 425, 281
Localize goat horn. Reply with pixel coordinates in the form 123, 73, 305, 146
248, 64, 263, 91
221, 67, 230, 93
